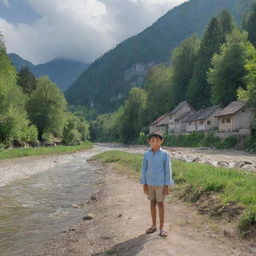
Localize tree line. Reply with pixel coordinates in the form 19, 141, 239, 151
90, 5, 256, 144
0, 34, 89, 148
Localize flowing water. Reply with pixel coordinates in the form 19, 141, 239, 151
0, 150, 102, 256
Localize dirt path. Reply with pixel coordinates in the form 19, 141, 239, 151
36, 160, 256, 256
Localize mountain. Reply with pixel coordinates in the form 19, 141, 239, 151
8, 53, 89, 91
65, 0, 256, 114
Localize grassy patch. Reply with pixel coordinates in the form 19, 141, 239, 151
0, 141, 93, 160
91, 150, 256, 235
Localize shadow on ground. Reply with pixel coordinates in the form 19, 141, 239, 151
92, 233, 159, 256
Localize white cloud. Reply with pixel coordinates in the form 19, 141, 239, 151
0, 0, 184, 64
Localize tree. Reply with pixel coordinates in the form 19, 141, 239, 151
238, 46, 256, 130
243, 3, 256, 47
17, 67, 36, 95
0, 36, 38, 145
170, 34, 200, 108
62, 112, 89, 145
218, 9, 235, 36
186, 17, 224, 109
119, 88, 147, 143
26, 76, 68, 140
144, 65, 173, 124
208, 30, 254, 107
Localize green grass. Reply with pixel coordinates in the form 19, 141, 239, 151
0, 141, 93, 160
91, 150, 256, 234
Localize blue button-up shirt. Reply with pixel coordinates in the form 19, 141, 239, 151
140, 146, 175, 186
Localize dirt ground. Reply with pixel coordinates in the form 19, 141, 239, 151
36, 159, 256, 256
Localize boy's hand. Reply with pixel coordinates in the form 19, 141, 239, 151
162, 185, 169, 196
143, 184, 148, 194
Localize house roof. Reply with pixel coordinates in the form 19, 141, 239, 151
150, 112, 169, 125
215, 101, 245, 117
174, 110, 195, 122
150, 101, 194, 126
168, 101, 193, 116
191, 105, 220, 121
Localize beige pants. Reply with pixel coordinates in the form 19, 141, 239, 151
147, 185, 165, 202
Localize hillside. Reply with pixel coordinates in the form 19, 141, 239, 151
8, 53, 89, 91
65, 0, 256, 113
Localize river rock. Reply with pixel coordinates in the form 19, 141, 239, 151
83, 213, 94, 220
90, 195, 97, 201
191, 156, 201, 163
234, 161, 253, 169
241, 164, 256, 172
217, 160, 230, 168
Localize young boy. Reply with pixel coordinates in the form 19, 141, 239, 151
140, 133, 175, 237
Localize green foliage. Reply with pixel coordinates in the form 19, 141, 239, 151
243, 3, 256, 46
237, 45, 256, 130
62, 112, 89, 145
26, 76, 68, 140
208, 29, 254, 106
144, 65, 173, 124
170, 35, 200, 108
243, 136, 256, 152
0, 39, 37, 145
238, 205, 256, 233
186, 17, 224, 109
17, 67, 36, 95
119, 88, 147, 143
133, 133, 237, 149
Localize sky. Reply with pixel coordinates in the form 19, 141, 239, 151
0, 0, 185, 64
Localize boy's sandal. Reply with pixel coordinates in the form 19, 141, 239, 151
159, 229, 168, 237
146, 226, 157, 234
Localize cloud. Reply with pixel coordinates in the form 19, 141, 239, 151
0, 0, 184, 64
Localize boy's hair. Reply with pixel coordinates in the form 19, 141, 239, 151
148, 133, 163, 141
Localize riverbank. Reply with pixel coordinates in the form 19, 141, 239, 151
0, 142, 94, 187
36, 152, 256, 256
0, 141, 93, 160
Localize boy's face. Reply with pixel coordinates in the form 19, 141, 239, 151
148, 136, 163, 150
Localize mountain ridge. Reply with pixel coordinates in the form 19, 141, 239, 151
8, 53, 89, 91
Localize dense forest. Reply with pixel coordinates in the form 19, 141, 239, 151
0, 34, 90, 148
89, 5, 256, 148
66, 0, 256, 114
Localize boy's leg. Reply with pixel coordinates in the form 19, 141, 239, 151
157, 201, 164, 230
150, 199, 157, 227
146, 186, 157, 233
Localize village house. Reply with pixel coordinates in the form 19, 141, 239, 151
168, 101, 195, 134
149, 112, 170, 135
148, 101, 195, 135
215, 101, 253, 135
186, 105, 221, 133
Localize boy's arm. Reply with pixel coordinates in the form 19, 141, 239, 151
164, 151, 175, 186
140, 152, 147, 184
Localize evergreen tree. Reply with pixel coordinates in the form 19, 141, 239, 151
144, 65, 173, 124
218, 9, 235, 36
170, 34, 200, 108
208, 29, 254, 107
17, 67, 36, 95
243, 3, 256, 47
186, 17, 223, 109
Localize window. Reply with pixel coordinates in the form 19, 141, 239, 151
226, 117, 231, 123
199, 121, 203, 125
188, 122, 192, 126
222, 118, 225, 123
207, 120, 211, 125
